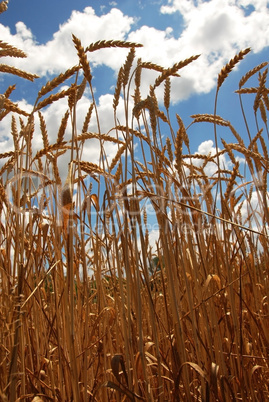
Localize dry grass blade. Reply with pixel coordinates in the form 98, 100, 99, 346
217, 48, 251, 89
239, 61, 268, 88
85, 39, 142, 52
38, 65, 79, 99
0, 64, 39, 81
153, 54, 200, 89
72, 34, 92, 84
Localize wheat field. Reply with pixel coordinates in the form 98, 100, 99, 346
0, 3, 269, 401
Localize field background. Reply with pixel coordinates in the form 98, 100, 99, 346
0, 2, 269, 401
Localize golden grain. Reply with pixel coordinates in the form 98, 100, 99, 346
164, 77, 171, 111
140, 61, 180, 76
0, 64, 39, 81
1, 34, 268, 402
85, 39, 142, 53
122, 47, 135, 87
38, 66, 79, 99
3, 98, 29, 116
253, 68, 268, 113
239, 61, 268, 88
35, 85, 77, 111
38, 111, 49, 149
153, 54, 200, 89
72, 34, 92, 84
0, 42, 27, 58
113, 67, 123, 111
0, 1, 8, 14
217, 48, 251, 89
57, 110, 69, 144
33, 142, 67, 160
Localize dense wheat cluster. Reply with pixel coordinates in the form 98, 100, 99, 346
0, 4, 269, 401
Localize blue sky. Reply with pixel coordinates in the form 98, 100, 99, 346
0, 0, 268, 172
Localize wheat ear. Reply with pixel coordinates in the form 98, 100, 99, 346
38, 65, 79, 99
0, 64, 38, 81
72, 34, 92, 84
85, 39, 142, 52
0, 1, 8, 14
153, 55, 200, 89
217, 48, 251, 89
239, 62, 268, 88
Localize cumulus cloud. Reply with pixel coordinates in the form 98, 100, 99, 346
0, 1, 268, 103
0, 7, 134, 76
157, 0, 269, 101
0, 1, 268, 175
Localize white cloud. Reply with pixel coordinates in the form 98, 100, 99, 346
0, 7, 134, 76
0, 1, 268, 103
0, 1, 268, 176
157, 0, 269, 100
